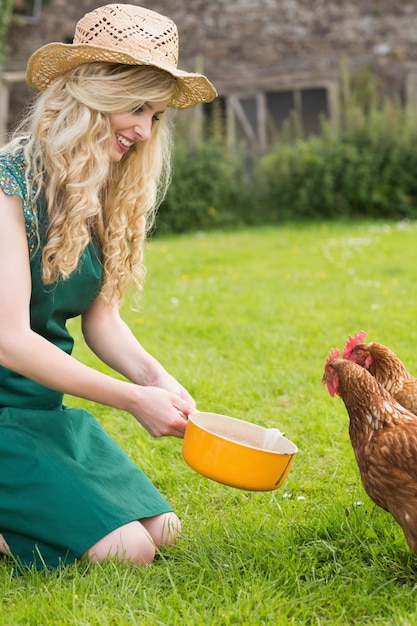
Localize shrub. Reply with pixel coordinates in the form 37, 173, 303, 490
156, 139, 253, 234
255, 96, 417, 221
156, 66, 417, 233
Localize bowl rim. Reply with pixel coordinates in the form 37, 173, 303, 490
186, 411, 298, 455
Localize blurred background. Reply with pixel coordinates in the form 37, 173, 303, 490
2, 1, 417, 230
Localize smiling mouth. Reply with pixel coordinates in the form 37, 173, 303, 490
116, 133, 134, 149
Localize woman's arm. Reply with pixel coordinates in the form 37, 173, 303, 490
0, 189, 193, 437
81, 297, 195, 404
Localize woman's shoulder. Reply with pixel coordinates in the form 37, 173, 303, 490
0, 147, 38, 254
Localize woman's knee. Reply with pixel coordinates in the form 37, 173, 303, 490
141, 512, 181, 549
83, 520, 156, 566
0, 534, 10, 556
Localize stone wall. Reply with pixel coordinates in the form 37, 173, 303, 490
5, 1, 417, 90
3, 1, 417, 132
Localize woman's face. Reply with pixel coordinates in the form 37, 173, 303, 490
109, 100, 169, 162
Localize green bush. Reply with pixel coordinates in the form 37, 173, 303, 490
156, 139, 253, 234
156, 68, 417, 233
256, 101, 417, 221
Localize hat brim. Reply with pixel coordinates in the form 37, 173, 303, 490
26, 42, 217, 109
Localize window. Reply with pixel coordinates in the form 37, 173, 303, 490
203, 83, 334, 153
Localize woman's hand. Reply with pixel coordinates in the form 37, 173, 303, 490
127, 384, 195, 438
149, 370, 197, 409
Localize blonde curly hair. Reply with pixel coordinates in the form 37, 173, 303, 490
12, 63, 177, 303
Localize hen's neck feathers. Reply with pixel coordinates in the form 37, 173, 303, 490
333, 359, 414, 435
365, 343, 413, 393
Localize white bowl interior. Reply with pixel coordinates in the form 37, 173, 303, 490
189, 412, 298, 454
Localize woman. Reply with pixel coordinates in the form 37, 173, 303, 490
0, 4, 216, 570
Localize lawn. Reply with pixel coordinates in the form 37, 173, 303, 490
2, 220, 417, 625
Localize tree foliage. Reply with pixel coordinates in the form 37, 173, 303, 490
0, 0, 15, 68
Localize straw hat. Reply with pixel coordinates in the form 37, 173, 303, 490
26, 3, 217, 109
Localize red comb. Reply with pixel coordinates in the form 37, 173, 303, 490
342, 331, 367, 358
325, 347, 340, 366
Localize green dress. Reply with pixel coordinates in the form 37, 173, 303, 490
0, 149, 173, 571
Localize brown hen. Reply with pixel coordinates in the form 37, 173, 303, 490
342, 331, 417, 415
323, 348, 417, 555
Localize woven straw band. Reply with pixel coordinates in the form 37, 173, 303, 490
26, 4, 217, 109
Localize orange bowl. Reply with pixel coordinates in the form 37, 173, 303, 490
182, 411, 298, 491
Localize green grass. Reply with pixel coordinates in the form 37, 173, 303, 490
3, 220, 417, 625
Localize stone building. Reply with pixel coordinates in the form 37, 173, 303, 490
2, 0, 417, 150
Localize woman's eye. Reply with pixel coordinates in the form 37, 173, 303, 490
129, 107, 163, 122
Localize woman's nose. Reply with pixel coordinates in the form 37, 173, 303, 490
134, 118, 152, 142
